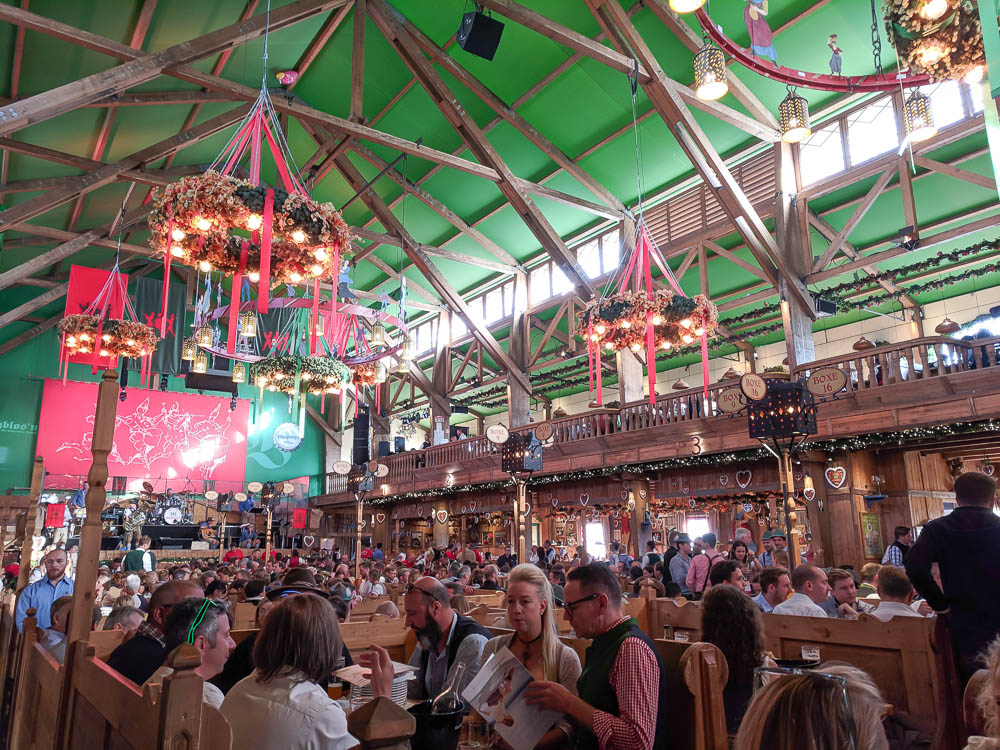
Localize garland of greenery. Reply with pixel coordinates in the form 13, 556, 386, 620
59, 314, 159, 359
578, 290, 719, 353
253, 355, 352, 395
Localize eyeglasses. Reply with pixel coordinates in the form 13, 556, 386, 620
562, 593, 600, 615
753, 666, 856, 749
187, 599, 223, 645
405, 583, 436, 600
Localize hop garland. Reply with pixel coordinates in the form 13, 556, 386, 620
253, 355, 352, 395
351, 362, 380, 388
59, 314, 158, 359
148, 171, 352, 283
883, 0, 985, 82
578, 289, 719, 354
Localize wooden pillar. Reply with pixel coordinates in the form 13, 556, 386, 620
15, 458, 44, 591
0, 497, 10, 557
265, 507, 274, 562
431, 498, 449, 547
354, 493, 364, 580
780, 452, 802, 568
629, 478, 652, 561
69, 369, 119, 644
430, 311, 452, 440
507, 270, 531, 428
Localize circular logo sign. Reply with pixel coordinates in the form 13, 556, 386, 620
247, 481, 264, 493
204, 490, 219, 501
533, 422, 554, 442
739, 373, 768, 401
805, 366, 848, 397
282, 482, 295, 494
486, 423, 510, 445
333, 461, 352, 475
376, 464, 389, 478
273, 422, 302, 452
716, 387, 747, 414
234, 492, 248, 502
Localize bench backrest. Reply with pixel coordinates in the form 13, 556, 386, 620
231, 602, 257, 630
8, 625, 64, 750
88, 629, 125, 661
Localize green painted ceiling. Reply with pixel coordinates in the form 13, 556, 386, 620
1, 0, 997, 414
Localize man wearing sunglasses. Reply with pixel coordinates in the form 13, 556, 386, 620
524, 564, 666, 750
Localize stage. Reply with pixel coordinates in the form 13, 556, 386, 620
81, 524, 243, 551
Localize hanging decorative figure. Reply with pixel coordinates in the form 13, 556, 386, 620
745, 0, 778, 64
828, 34, 843, 75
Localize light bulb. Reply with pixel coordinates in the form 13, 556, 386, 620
267, 384, 276, 391
682, 334, 694, 344
604, 342, 614, 350
199, 260, 212, 272
651, 315, 662, 326
292, 230, 306, 243
170, 245, 185, 258
171, 228, 186, 241
301, 372, 312, 381
100, 349, 109, 357
102, 334, 111, 342
661, 341, 671, 350
630, 342, 641, 352
668, 0, 706, 11
246, 214, 262, 231
310, 264, 323, 276
257, 376, 267, 387
67, 336, 76, 346
590, 333, 599, 342
290, 272, 302, 283
694, 327, 705, 336
620, 320, 631, 329
680, 318, 692, 328
79, 333, 90, 341
920, 0, 948, 20
126, 339, 135, 346
248, 271, 260, 282
965, 65, 985, 85
314, 248, 328, 261
196, 217, 211, 231
595, 324, 606, 335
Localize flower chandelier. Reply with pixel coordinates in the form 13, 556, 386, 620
884, 0, 985, 84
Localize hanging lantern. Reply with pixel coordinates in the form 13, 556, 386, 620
853, 336, 876, 351
232, 361, 247, 384
904, 90, 936, 143
668, 0, 705, 11
374, 362, 388, 385
395, 356, 410, 375
238, 311, 257, 338
672, 378, 691, 391
778, 87, 811, 143
370, 320, 387, 349
196, 324, 213, 347
193, 351, 209, 373
934, 317, 961, 335
720, 366, 742, 382
398, 335, 413, 363
693, 43, 728, 101
181, 336, 197, 361
314, 314, 324, 338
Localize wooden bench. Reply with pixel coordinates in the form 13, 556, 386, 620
230, 602, 257, 630
87, 630, 125, 661
230, 618, 417, 663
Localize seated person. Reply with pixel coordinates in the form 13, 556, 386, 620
404, 577, 490, 701
524, 564, 665, 750
819, 568, 874, 619
221, 593, 394, 750
870, 565, 923, 621
858, 563, 881, 597
771, 565, 830, 618
106, 580, 202, 686
102, 606, 144, 638
708, 560, 746, 590
752, 566, 791, 614
39, 595, 74, 664
145, 597, 236, 708
205, 580, 229, 603
480, 564, 501, 591
966, 636, 1000, 748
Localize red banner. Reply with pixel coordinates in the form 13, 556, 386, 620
64, 266, 128, 368
38, 379, 249, 490
292, 507, 308, 530
44, 503, 66, 529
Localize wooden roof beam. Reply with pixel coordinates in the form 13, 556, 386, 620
286, 4, 352, 91
351, 0, 366, 121
0, 164, 204, 193
367, 0, 595, 302
811, 167, 895, 273
0, 0, 28, 205
331, 151, 533, 395
0, 0, 344, 137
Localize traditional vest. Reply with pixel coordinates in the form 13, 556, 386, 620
418, 614, 491, 690
122, 548, 155, 572
576, 617, 668, 750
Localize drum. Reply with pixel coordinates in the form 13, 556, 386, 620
163, 507, 183, 525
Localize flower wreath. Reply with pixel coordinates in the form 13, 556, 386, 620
883, 0, 984, 82
577, 289, 719, 353
351, 362, 380, 388
253, 355, 352, 395
148, 171, 352, 282
59, 314, 159, 359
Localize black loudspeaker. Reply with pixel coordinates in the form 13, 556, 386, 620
394, 437, 405, 453
184, 371, 238, 395
452, 405, 469, 414
378, 441, 390, 457
457, 11, 504, 61
353, 406, 370, 466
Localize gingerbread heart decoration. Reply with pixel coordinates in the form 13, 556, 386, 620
802, 488, 816, 502
359, 520, 366, 530
551, 496, 558, 507
627, 498, 636, 511
435, 509, 449, 524
303, 535, 315, 548
523, 503, 531, 514
984, 463, 995, 477
736, 470, 752, 489
719, 474, 729, 487
825, 466, 847, 488
580, 493, 590, 506
376, 513, 386, 524
470, 500, 477, 511
793, 470, 804, 482
417, 505, 424, 516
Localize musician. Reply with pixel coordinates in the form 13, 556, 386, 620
122, 536, 156, 573
199, 519, 220, 550
121, 501, 147, 551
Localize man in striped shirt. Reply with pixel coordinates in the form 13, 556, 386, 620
524, 564, 664, 750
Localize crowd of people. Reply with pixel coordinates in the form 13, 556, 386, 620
7, 469, 999, 750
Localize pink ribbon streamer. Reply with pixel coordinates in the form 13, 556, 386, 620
257, 189, 274, 313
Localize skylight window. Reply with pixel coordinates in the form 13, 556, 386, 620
577, 239, 601, 279
847, 98, 899, 166
484, 288, 503, 324
799, 121, 845, 186
552, 264, 574, 297
530, 264, 551, 305
927, 80, 965, 129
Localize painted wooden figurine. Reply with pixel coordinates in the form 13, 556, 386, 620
828, 34, 843, 75
745, 0, 778, 64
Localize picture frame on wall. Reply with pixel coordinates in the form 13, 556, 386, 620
652, 531, 662, 543
859, 512, 884, 559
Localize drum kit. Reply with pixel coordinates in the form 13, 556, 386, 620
136, 482, 195, 526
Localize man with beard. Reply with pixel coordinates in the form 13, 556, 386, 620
404, 576, 490, 701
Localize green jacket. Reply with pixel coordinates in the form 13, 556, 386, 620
122, 548, 155, 572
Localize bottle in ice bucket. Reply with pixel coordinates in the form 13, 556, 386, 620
431, 662, 466, 714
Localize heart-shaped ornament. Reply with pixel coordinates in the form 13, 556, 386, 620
376, 513, 386, 524
580, 493, 590, 506
627, 498, 636, 511
470, 501, 477, 511
743, 502, 753, 512
435, 509, 449, 524
793, 470, 804, 482
825, 466, 847, 488
523, 503, 531, 514
417, 505, 424, 516
689, 497, 697, 508
719, 474, 729, 487
803, 488, 816, 502
303, 535, 315, 548
551, 496, 558, 507
359, 520, 366, 530
736, 470, 752, 489
984, 463, 995, 477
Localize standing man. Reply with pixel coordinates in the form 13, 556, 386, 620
668, 533, 692, 597
771, 530, 788, 556
686, 532, 723, 599
758, 531, 775, 567
403, 577, 490, 700
772, 564, 830, 617
372, 542, 385, 562
881, 526, 912, 566
543, 540, 556, 564
122, 535, 156, 573
15, 548, 74, 631
524, 564, 665, 750
906, 471, 1000, 682
662, 530, 680, 570
640, 540, 660, 569
752, 566, 791, 613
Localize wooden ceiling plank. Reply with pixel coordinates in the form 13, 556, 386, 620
0, 0, 343, 138
0, 313, 62, 357
287, 3, 351, 90
810, 167, 895, 273
0, 105, 249, 232
332, 151, 533, 394
367, 0, 595, 302
0, 0, 29, 205
912, 154, 997, 191
351, 0, 366, 121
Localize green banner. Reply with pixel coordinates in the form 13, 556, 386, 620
133, 276, 187, 375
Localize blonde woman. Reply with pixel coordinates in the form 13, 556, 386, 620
481, 563, 581, 749
967, 636, 1000, 749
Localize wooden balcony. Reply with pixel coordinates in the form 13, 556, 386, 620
314, 336, 1000, 507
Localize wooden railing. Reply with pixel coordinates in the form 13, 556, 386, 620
323, 335, 1000, 497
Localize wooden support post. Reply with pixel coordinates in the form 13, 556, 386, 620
16, 457, 45, 591
508, 270, 531, 428
354, 493, 364, 580
514, 477, 529, 566
265, 506, 273, 563
629, 479, 651, 561
778, 451, 801, 569
69, 369, 119, 644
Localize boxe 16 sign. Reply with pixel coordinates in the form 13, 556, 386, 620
805, 367, 848, 398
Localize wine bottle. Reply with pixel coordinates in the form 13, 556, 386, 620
431, 662, 466, 714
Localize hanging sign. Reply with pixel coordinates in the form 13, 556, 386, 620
739, 373, 768, 401
273, 422, 302, 452
805, 367, 848, 397
533, 422, 553, 442
486, 424, 510, 445
292, 507, 308, 529
717, 387, 747, 414
333, 461, 352, 475
44, 503, 66, 529
247, 482, 264, 493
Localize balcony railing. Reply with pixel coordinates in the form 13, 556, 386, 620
322, 335, 1000, 497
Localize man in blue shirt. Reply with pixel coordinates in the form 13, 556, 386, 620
751, 566, 791, 614
15, 548, 75, 631
372, 542, 384, 561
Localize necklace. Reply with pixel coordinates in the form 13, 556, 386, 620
514, 631, 543, 661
